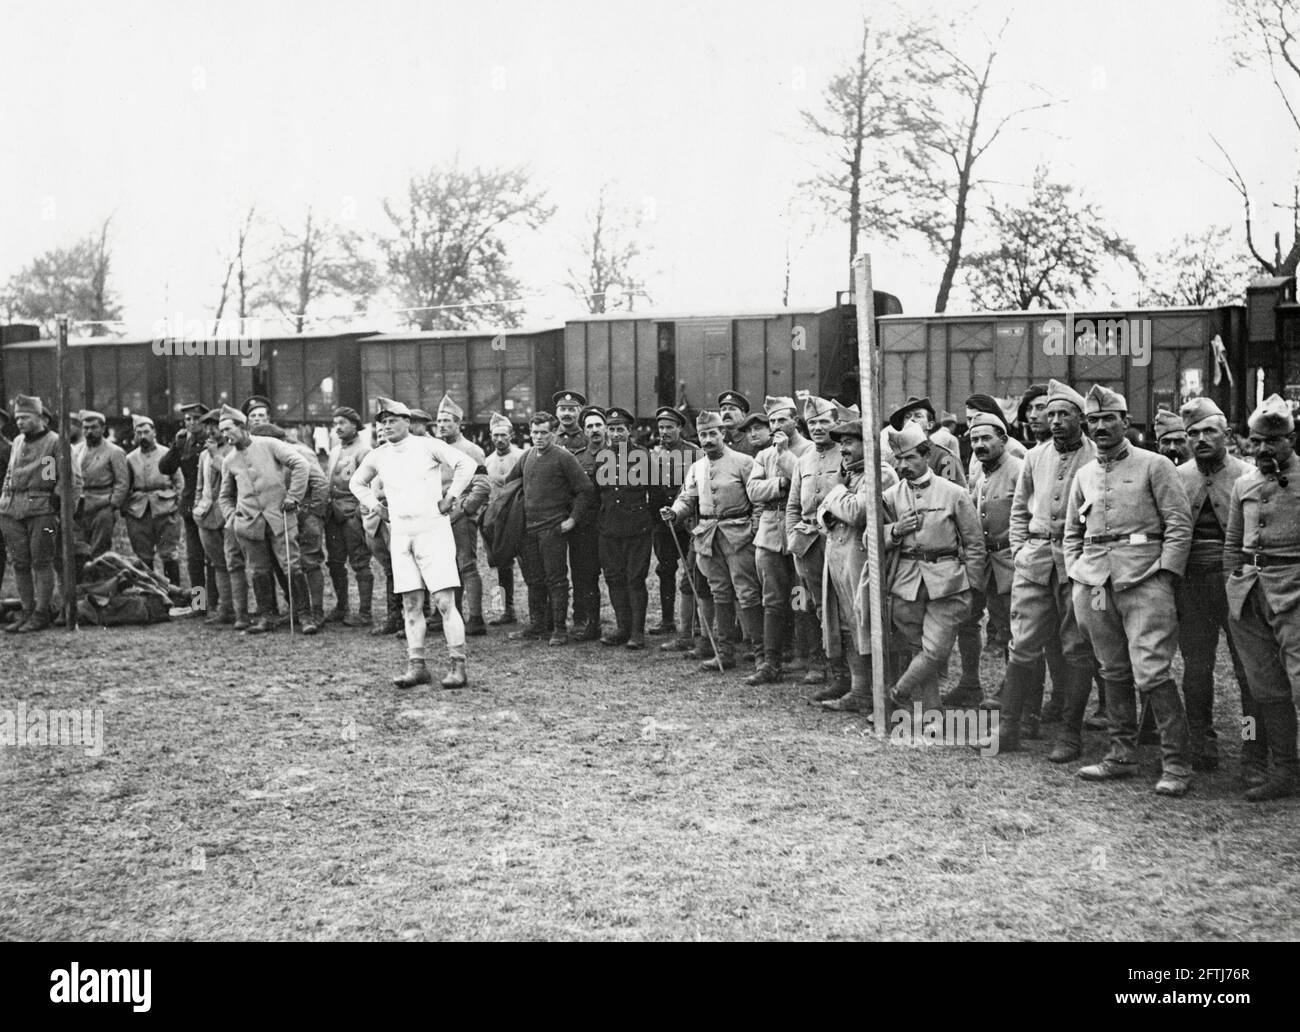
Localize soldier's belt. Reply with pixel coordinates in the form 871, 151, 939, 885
984, 535, 1010, 551
1247, 553, 1300, 568
899, 548, 960, 562
1026, 532, 1062, 542
699, 506, 752, 520
1085, 532, 1163, 545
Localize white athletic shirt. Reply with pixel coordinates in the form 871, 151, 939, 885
349, 434, 475, 535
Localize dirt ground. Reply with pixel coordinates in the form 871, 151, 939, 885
2, 554, 1298, 942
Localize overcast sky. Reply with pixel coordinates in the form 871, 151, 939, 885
2, 0, 1295, 333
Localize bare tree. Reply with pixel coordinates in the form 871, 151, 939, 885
799, 18, 923, 290
898, 18, 1057, 311
1140, 226, 1265, 307
1215, 0, 1300, 274
264, 206, 378, 332
213, 205, 260, 329
378, 161, 554, 331
2, 217, 122, 335
565, 184, 649, 314
961, 167, 1138, 310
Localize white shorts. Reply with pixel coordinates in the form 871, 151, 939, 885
390, 519, 460, 594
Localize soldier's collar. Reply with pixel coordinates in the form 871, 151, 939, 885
1194, 455, 1226, 475
1052, 436, 1083, 454
909, 471, 934, 489
979, 452, 1006, 474
1098, 440, 1130, 463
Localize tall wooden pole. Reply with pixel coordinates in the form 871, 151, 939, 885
56, 315, 78, 630
853, 255, 887, 733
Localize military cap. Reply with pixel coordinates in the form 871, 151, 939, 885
829, 418, 864, 441
217, 403, 247, 425
552, 389, 587, 408
200, 407, 222, 425
179, 402, 210, 415
1017, 384, 1048, 426
251, 423, 287, 440
13, 394, 44, 417
888, 422, 928, 456
375, 397, 412, 420
1180, 397, 1225, 431
579, 405, 608, 426
763, 395, 797, 418
737, 411, 767, 431
696, 410, 725, 432
717, 391, 750, 412
834, 402, 860, 422
68, 411, 84, 425
1084, 384, 1128, 415
242, 395, 271, 416
488, 412, 514, 434
605, 406, 635, 427
966, 393, 1011, 433
1152, 410, 1185, 440
1248, 394, 1294, 435
408, 408, 433, 424
132, 415, 155, 431
803, 395, 837, 422
655, 406, 687, 428
333, 406, 363, 427
78, 409, 106, 425
437, 393, 464, 420
888, 395, 936, 431
967, 412, 1008, 435
1044, 379, 1086, 413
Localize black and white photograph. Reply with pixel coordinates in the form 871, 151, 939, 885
1, 0, 1298, 957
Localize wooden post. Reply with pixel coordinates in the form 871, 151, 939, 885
55, 314, 78, 630
853, 255, 888, 734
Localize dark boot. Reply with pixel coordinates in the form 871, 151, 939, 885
700, 601, 736, 671
801, 614, 827, 684
745, 609, 786, 685
230, 569, 251, 630
685, 597, 716, 660
345, 570, 374, 627
247, 574, 279, 634
1048, 663, 1096, 763
976, 660, 1029, 753
649, 581, 675, 635
163, 558, 181, 588
5, 568, 35, 633
952, 618, 983, 705
1245, 700, 1300, 802
393, 658, 432, 689
1036, 655, 1063, 722
1085, 673, 1109, 730
549, 589, 569, 646
739, 605, 764, 665
822, 651, 873, 712
1146, 679, 1192, 786
372, 586, 402, 636
205, 563, 218, 615
208, 568, 234, 625
626, 586, 648, 650
440, 657, 469, 690
662, 591, 699, 651
601, 582, 631, 645
326, 566, 350, 622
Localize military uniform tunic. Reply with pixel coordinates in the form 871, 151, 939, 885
125, 443, 184, 568
747, 435, 811, 619
671, 446, 760, 610
78, 438, 129, 559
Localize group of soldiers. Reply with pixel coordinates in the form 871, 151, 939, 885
3, 377, 1298, 804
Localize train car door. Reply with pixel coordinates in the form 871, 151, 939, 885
675, 318, 732, 409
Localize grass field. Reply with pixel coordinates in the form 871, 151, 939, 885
2, 559, 1298, 942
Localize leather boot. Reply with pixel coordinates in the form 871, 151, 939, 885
463, 570, 484, 630
700, 601, 736, 671
739, 605, 764, 664
509, 603, 550, 641
327, 566, 350, 622
393, 658, 432, 689
205, 563, 219, 615
230, 569, 251, 630
294, 571, 320, 635
247, 574, 279, 633
952, 618, 983, 704
801, 614, 827, 684
33, 566, 56, 626
163, 558, 181, 588
1147, 679, 1193, 794
626, 586, 648, 650
6, 568, 35, 633
1048, 663, 1096, 763
649, 581, 675, 635
372, 586, 402, 636
345, 569, 373, 627
308, 567, 326, 631
208, 567, 234, 625
685, 597, 716, 660
1245, 700, 1300, 801
813, 651, 852, 702
745, 610, 786, 685
975, 660, 1028, 753
602, 582, 631, 645
823, 651, 872, 712
662, 591, 698, 651
440, 656, 469, 690
1034, 655, 1062, 722
549, 590, 569, 646
1085, 672, 1109, 731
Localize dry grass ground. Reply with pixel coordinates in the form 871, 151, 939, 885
2, 556, 1298, 941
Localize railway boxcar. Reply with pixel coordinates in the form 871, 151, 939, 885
358, 326, 564, 429
873, 304, 1248, 427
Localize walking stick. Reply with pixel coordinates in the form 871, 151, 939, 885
283, 513, 295, 636
662, 512, 723, 670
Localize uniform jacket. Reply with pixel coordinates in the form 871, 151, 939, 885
126, 445, 183, 518
0, 429, 82, 519
882, 471, 986, 601
1224, 453, 1300, 617
1177, 452, 1251, 571
290, 442, 330, 519
969, 451, 1023, 594
596, 444, 655, 538
219, 437, 311, 538
326, 436, 371, 520
556, 425, 586, 454
725, 429, 760, 458
1063, 441, 1192, 590
440, 435, 491, 523
158, 430, 206, 513
671, 446, 756, 558
818, 465, 871, 653
1009, 437, 1096, 585
80, 439, 129, 515
650, 439, 699, 517
966, 435, 1027, 481
785, 443, 844, 558
191, 446, 232, 531
746, 435, 811, 552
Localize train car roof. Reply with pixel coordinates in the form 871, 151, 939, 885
359, 326, 563, 341
3, 328, 379, 349
877, 303, 1244, 321
566, 307, 831, 322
